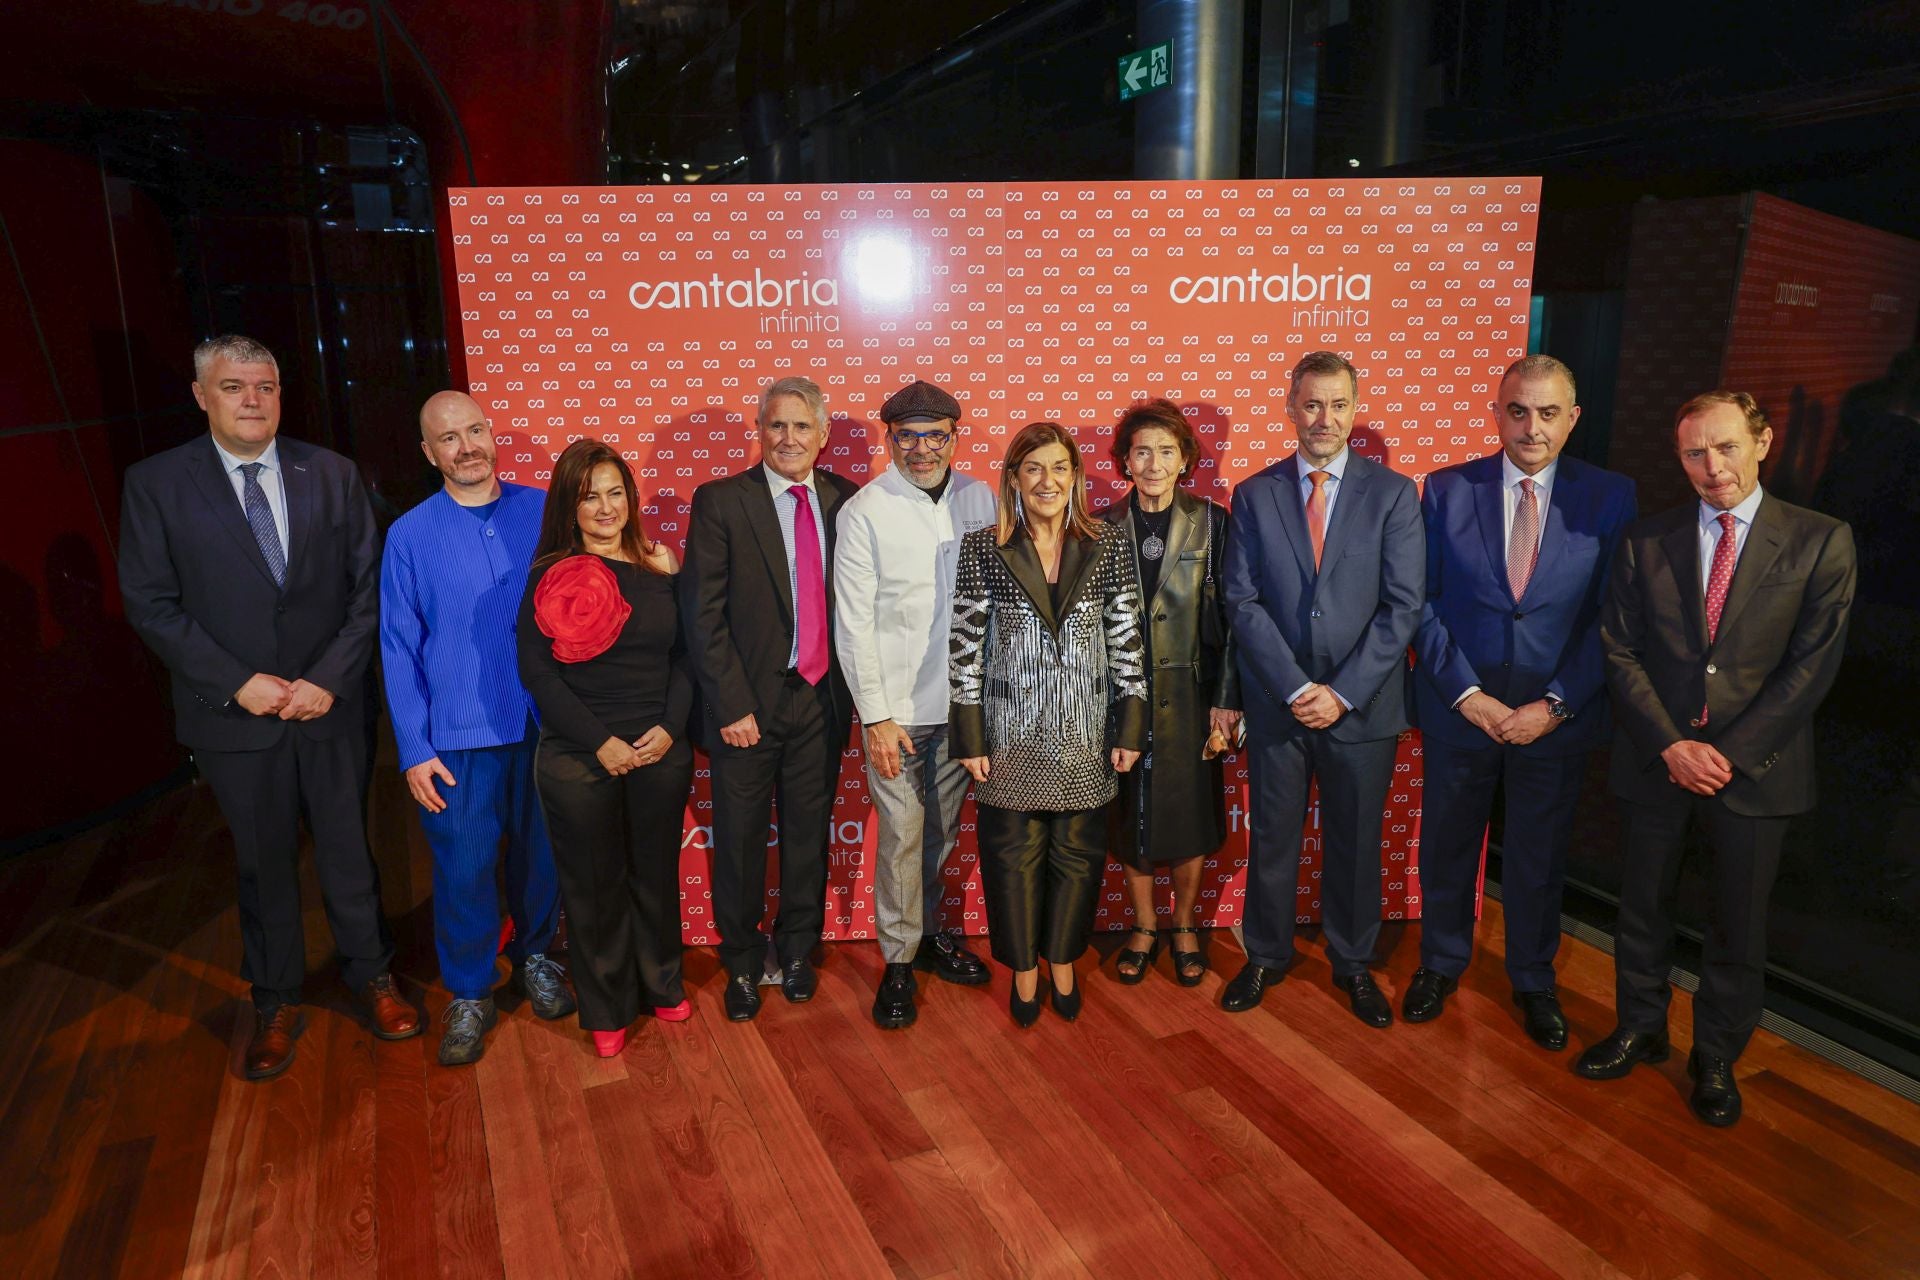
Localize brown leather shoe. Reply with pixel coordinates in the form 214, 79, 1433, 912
244, 1005, 306, 1080
361, 973, 423, 1040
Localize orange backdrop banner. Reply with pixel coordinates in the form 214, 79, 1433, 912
448, 178, 1542, 943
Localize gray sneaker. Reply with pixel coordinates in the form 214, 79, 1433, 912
438, 996, 497, 1067
515, 953, 578, 1020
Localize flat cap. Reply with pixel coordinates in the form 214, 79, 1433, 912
878, 379, 962, 425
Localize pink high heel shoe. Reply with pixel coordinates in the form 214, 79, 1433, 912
591, 1028, 627, 1057
654, 999, 692, 1022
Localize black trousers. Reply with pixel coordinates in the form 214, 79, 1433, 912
708, 676, 841, 979
976, 804, 1108, 970
1614, 790, 1789, 1063
1242, 731, 1397, 979
194, 728, 393, 1009
535, 736, 694, 1029
1418, 738, 1587, 992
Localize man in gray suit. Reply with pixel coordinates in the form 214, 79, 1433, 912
1221, 351, 1425, 1025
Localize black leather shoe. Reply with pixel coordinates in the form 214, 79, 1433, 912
1220, 962, 1284, 1013
915, 931, 990, 986
780, 956, 817, 1003
1009, 985, 1042, 1028
1050, 979, 1082, 1022
1340, 973, 1394, 1028
872, 963, 917, 1030
724, 974, 763, 1022
1401, 967, 1457, 1023
1513, 988, 1569, 1050
1572, 1026, 1670, 1079
1687, 1049, 1742, 1127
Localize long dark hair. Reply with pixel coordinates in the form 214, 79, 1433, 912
532, 440, 665, 573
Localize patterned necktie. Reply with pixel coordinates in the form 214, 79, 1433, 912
789, 484, 828, 685
1306, 469, 1329, 568
1508, 477, 1540, 599
238, 462, 287, 588
1699, 512, 1739, 727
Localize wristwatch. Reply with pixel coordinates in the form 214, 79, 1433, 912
1544, 695, 1574, 722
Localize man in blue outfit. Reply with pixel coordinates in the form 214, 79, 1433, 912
380, 390, 574, 1066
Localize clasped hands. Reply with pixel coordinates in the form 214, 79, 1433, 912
957, 745, 1139, 785
1458, 691, 1561, 746
1290, 683, 1345, 731
597, 725, 674, 777
235, 672, 334, 721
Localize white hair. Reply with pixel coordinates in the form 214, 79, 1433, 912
193, 335, 279, 380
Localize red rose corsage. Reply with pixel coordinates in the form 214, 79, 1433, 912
533, 555, 631, 663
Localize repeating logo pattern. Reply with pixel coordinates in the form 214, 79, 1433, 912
449, 179, 1541, 941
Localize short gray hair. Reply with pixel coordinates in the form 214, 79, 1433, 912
758, 375, 825, 429
1503, 354, 1577, 402
193, 335, 278, 380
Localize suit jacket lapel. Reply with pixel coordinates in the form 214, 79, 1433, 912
279, 439, 314, 583
1474, 458, 1513, 602
1153, 491, 1201, 602
998, 530, 1057, 632
1317, 452, 1367, 571
815, 470, 845, 617
1711, 495, 1786, 649
744, 469, 796, 628
1053, 529, 1100, 621
188, 437, 280, 590
1523, 462, 1573, 604
1660, 514, 1708, 656
1269, 456, 1317, 582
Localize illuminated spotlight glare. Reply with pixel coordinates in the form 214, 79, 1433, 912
847, 233, 914, 305
1347, 157, 1360, 168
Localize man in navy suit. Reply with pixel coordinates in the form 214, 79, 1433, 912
1409, 355, 1637, 1047
1222, 351, 1425, 1026
119, 335, 417, 1080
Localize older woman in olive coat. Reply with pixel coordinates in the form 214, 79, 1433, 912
1098, 399, 1241, 987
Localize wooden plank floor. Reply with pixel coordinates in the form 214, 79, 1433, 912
4, 775, 1920, 1279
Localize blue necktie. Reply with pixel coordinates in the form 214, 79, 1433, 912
238, 462, 287, 588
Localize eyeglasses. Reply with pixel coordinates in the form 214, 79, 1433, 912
890, 428, 954, 451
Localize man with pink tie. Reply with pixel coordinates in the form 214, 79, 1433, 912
682, 376, 860, 1021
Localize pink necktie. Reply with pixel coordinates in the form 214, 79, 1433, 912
1699, 512, 1738, 726
1508, 477, 1540, 599
790, 484, 829, 685
1306, 470, 1328, 568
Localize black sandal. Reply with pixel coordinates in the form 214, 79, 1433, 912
1115, 927, 1160, 985
1168, 927, 1208, 987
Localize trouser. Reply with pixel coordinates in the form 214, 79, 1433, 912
708, 675, 841, 979
866, 722, 972, 963
1613, 790, 1789, 1063
976, 804, 1108, 970
195, 729, 392, 1010
534, 736, 694, 1030
418, 738, 559, 1001
1242, 731, 1397, 980
1418, 738, 1587, 992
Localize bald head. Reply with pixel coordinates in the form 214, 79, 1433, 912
418, 390, 500, 503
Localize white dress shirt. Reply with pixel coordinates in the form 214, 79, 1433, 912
1698, 485, 1764, 592
211, 435, 291, 559
833, 464, 998, 726
763, 462, 829, 667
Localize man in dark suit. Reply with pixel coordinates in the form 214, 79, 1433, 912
1577, 390, 1856, 1126
118, 335, 417, 1081
683, 375, 859, 1021
1222, 350, 1425, 1026
1410, 355, 1637, 1047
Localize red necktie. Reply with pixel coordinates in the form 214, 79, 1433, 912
1306, 470, 1328, 568
1699, 511, 1738, 726
790, 484, 829, 685
1507, 477, 1540, 599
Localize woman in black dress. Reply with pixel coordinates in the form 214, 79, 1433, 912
518, 441, 694, 1056
1098, 400, 1241, 987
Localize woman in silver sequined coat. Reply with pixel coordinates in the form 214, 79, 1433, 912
950, 422, 1148, 1026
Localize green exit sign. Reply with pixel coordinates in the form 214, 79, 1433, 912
1118, 41, 1172, 102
